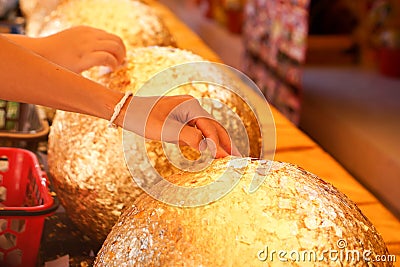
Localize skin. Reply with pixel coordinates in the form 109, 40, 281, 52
0, 26, 238, 158
4, 26, 126, 73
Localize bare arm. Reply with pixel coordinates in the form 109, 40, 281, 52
3, 26, 126, 73
0, 33, 237, 157
0, 34, 121, 121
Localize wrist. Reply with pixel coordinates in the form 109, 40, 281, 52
109, 92, 133, 128
3, 34, 40, 53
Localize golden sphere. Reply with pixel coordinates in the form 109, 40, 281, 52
19, 0, 62, 36
48, 47, 263, 242
37, 0, 174, 48
94, 158, 390, 267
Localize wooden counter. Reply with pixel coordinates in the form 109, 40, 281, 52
149, 1, 400, 263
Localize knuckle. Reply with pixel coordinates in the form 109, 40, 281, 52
185, 129, 203, 146
104, 53, 116, 63
98, 53, 117, 69
182, 94, 196, 101
194, 128, 204, 139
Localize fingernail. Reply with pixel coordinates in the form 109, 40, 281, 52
199, 139, 207, 151
232, 145, 242, 157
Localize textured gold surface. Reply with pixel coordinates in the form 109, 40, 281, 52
94, 158, 390, 267
37, 0, 174, 48
91, 46, 262, 178
103, 47, 261, 184
48, 47, 262, 242
48, 112, 136, 242
19, 0, 62, 36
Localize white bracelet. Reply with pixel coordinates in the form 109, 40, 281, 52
108, 91, 133, 128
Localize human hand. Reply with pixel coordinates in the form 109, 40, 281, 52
118, 95, 241, 158
33, 26, 126, 73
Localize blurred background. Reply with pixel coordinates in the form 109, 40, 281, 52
0, 0, 399, 265
159, 0, 400, 220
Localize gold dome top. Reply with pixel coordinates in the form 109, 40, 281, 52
95, 158, 389, 267
48, 47, 263, 242
37, 0, 174, 48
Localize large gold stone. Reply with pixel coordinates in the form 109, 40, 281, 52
48, 47, 263, 242
94, 158, 390, 266
36, 0, 174, 48
19, 0, 62, 36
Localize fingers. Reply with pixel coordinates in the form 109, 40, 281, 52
209, 120, 242, 157
195, 118, 230, 158
161, 118, 234, 159
94, 40, 126, 65
72, 26, 126, 55
36, 25, 127, 73
159, 114, 229, 158
79, 51, 119, 73
84, 30, 126, 70
178, 125, 204, 148
67, 26, 127, 70
131, 95, 240, 159
179, 124, 230, 158
94, 30, 126, 65
163, 96, 238, 158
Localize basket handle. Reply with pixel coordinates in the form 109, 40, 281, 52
0, 119, 50, 140
0, 156, 60, 217
41, 170, 50, 187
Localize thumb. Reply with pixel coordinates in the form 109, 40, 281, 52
178, 125, 205, 149
179, 125, 230, 158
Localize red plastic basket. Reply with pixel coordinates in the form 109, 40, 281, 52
0, 147, 59, 267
